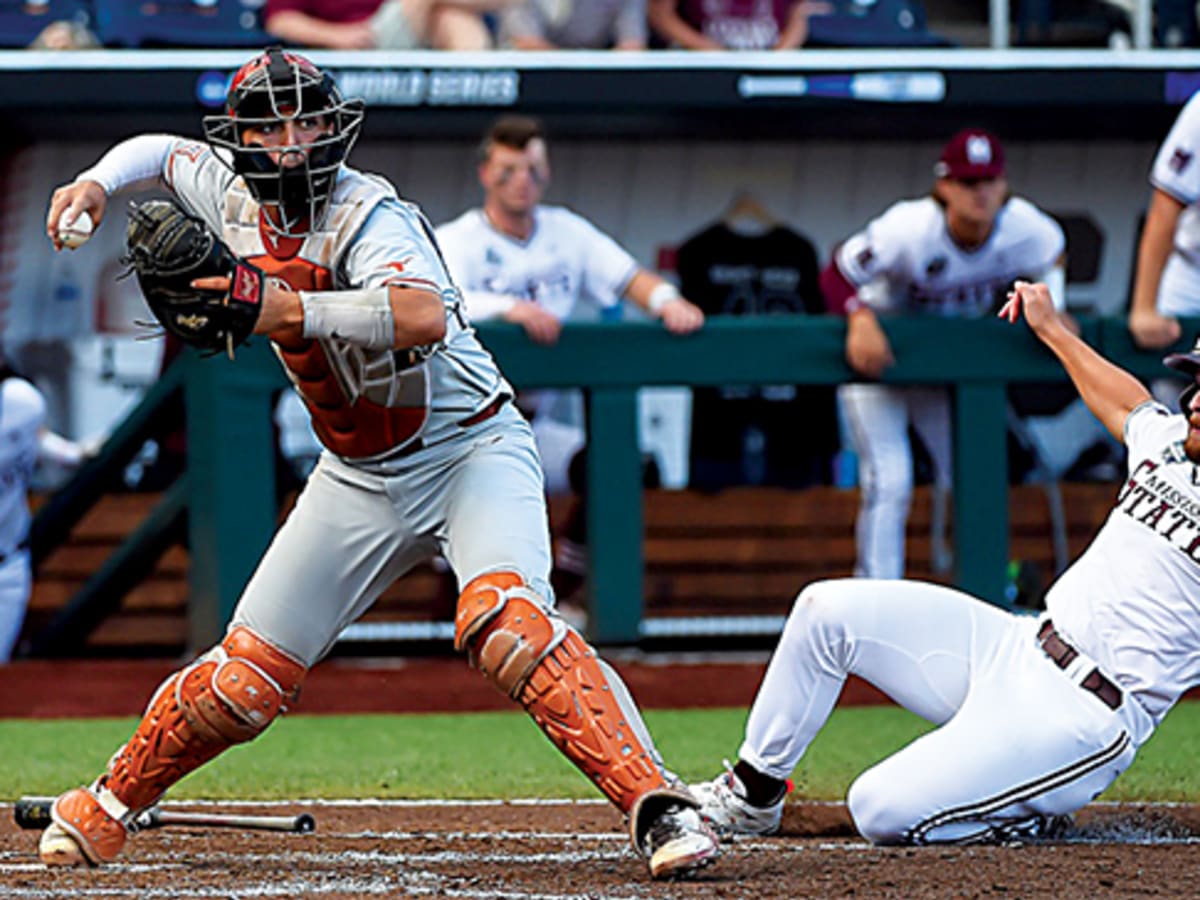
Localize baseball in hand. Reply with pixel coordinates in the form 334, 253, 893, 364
58, 210, 94, 249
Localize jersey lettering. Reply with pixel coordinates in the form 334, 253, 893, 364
1115, 458, 1200, 565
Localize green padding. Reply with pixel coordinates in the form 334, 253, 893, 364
183, 316, 1200, 646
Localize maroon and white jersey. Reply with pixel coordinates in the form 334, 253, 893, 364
1151, 91, 1200, 276
834, 196, 1065, 318
435, 205, 639, 323
1046, 401, 1200, 724
157, 138, 511, 462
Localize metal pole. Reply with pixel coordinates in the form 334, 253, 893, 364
1134, 0, 1153, 49
991, 0, 1010, 49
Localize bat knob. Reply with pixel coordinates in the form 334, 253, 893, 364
14, 797, 54, 830
295, 814, 316, 834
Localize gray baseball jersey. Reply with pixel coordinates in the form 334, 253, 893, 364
84, 135, 554, 664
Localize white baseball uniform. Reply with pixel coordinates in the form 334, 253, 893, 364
1149, 90, 1200, 317
0, 376, 44, 661
436, 206, 639, 494
736, 400, 1193, 843
834, 196, 1065, 578
78, 136, 553, 665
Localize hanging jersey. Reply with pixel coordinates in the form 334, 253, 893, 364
1046, 401, 1200, 724
160, 138, 510, 461
435, 206, 639, 323
834, 196, 1065, 317
0, 378, 44, 556
1150, 90, 1200, 265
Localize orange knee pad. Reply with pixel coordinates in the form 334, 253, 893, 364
455, 570, 565, 697
455, 571, 668, 811
107, 626, 306, 812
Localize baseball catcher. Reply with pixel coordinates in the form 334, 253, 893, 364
39, 46, 718, 881
124, 198, 266, 358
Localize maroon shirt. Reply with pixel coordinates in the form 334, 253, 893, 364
677, 0, 799, 49
265, 0, 382, 24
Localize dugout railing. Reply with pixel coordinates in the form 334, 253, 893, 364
25, 315, 1198, 654
145, 315, 1200, 648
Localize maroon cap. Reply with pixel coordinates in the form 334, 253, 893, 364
934, 129, 1006, 180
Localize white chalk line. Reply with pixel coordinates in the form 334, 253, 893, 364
2, 797, 1191, 810
340, 829, 628, 840
0, 846, 645, 900
4, 826, 1199, 900
0, 887, 647, 900
3, 800, 1197, 900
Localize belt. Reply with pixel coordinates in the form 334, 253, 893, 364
0, 540, 29, 567
381, 394, 511, 461
457, 393, 510, 428
1037, 620, 1122, 711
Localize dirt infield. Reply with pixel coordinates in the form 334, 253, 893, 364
1, 800, 1198, 899
3, 659, 1199, 896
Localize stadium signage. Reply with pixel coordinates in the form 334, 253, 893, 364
332, 69, 520, 107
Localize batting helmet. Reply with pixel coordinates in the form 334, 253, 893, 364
202, 47, 365, 236
1163, 334, 1200, 412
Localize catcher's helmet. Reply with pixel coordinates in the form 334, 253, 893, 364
1163, 334, 1200, 413
202, 47, 364, 236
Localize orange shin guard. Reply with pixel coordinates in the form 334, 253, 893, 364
519, 629, 668, 812
456, 571, 668, 812
107, 626, 306, 812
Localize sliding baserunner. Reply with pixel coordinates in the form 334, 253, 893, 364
691, 280, 1198, 845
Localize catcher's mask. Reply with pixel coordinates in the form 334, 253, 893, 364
1163, 333, 1200, 413
202, 47, 364, 238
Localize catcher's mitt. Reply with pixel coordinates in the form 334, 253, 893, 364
125, 199, 264, 357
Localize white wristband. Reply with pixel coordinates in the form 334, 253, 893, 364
647, 282, 680, 315
300, 288, 395, 350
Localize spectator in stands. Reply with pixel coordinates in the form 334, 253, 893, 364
28, 19, 100, 50
648, 0, 831, 49
0, 356, 89, 662
1128, 88, 1200, 374
820, 128, 1067, 580
498, 0, 648, 49
264, 0, 516, 50
435, 115, 704, 607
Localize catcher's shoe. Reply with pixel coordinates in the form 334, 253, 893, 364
629, 788, 720, 880
39, 785, 129, 867
691, 761, 787, 839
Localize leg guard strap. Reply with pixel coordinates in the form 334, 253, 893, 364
107, 626, 306, 812
456, 571, 668, 812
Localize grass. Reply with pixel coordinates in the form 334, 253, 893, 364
3, 703, 1197, 802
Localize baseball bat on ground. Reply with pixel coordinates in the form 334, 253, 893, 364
13, 797, 315, 834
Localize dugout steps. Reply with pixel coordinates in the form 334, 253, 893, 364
22, 483, 1117, 657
